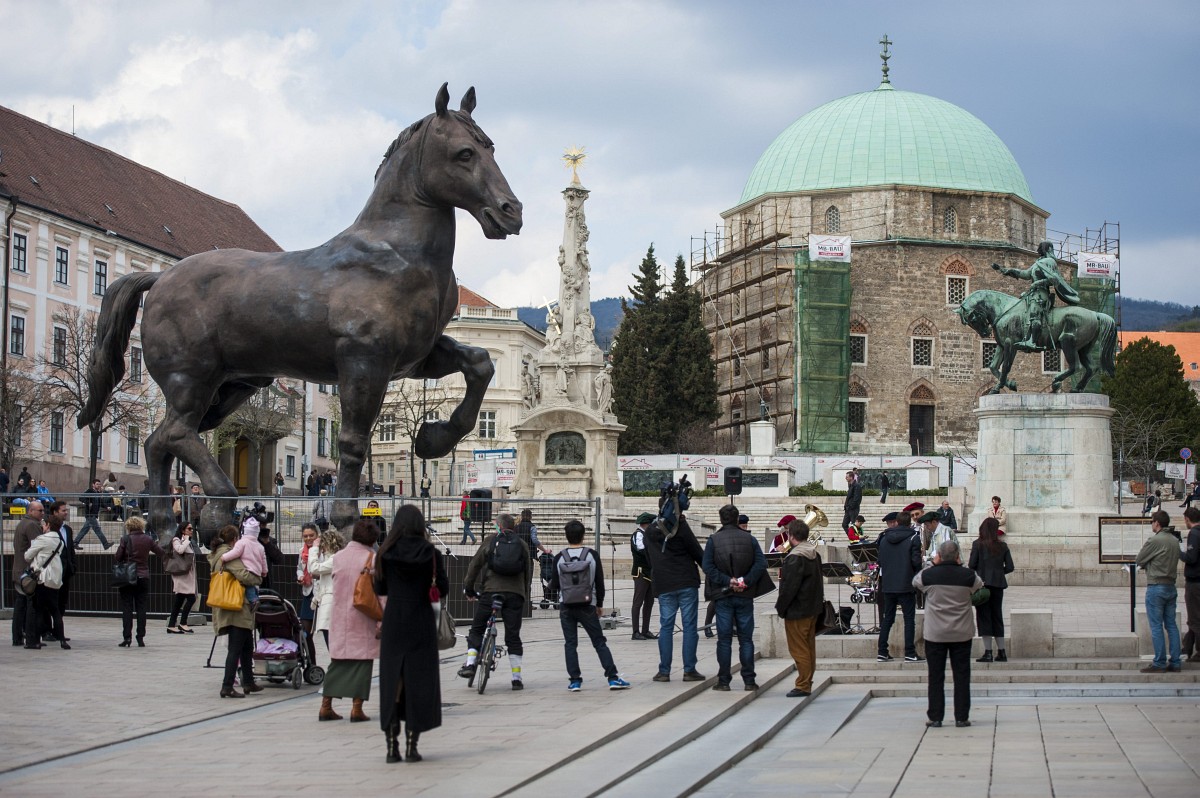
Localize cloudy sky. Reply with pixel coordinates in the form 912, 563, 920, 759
3, 0, 1196, 307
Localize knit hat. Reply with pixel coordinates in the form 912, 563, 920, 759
242, 516, 260, 538
636, 512, 655, 525
777, 514, 797, 527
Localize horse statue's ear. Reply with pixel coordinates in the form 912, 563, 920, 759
435, 83, 450, 117
460, 87, 476, 116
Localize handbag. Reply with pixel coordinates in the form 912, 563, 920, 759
971, 586, 991, 607
163, 545, 193, 575
428, 556, 441, 603
436, 600, 456, 650
206, 569, 246, 611
353, 553, 384, 622
815, 599, 838, 633
110, 535, 138, 588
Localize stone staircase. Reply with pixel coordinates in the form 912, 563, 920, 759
500, 656, 1200, 798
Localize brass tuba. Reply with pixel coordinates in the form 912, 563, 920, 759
801, 503, 829, 545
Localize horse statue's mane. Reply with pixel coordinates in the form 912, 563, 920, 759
375, 110, 495, 180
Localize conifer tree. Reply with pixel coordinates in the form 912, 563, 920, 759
611, 245, 671, 453
662, 254, 719, 449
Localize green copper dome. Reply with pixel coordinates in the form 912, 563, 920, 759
740, 85, 1033, 205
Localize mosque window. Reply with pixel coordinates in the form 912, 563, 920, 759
911, 337, 933, 367
733, 357, 741, 377
848, 400, 866, 434
849, 334, 867, 365
1042, 349, 1061, 373
825, 206, 841, 234
762, 348, 771, 371
982, 341, 998, 369
943, 207, 957, 234
732, 410, 742, 443
946, 276, 968, 306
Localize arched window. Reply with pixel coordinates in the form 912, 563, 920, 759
825, 206, 841, 234
943, 206, 957, 234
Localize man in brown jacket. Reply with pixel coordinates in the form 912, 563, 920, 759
774, 518, 824, 697
10, 499, 45, 646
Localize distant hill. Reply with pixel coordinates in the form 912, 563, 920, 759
1120, 298, 1200, 331
517, 297, 625, 350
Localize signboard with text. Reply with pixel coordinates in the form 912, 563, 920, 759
1078, 251, 1118, 279
808, 235, 852, 262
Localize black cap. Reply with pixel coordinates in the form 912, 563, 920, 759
917, 511, 940, 523
737, 514, 750, 525
882, 511, 899, 522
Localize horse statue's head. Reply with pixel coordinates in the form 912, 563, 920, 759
955, 292, 994, 339
377, 83, 523, 240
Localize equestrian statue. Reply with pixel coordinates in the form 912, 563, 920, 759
77, 84, 523, 543
956, 241, 1116, 395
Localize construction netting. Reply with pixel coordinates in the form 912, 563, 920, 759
794, 250, 851, 453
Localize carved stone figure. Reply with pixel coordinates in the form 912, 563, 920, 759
521, 358, 538, 410
594, 365, 613, 414
78, 85, 522, 541
990, 241, 1081, 352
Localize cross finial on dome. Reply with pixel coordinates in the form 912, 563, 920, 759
879, 34, 893, 86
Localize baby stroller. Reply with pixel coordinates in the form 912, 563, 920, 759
537, 552, 559, 609
252, 590, 324, 688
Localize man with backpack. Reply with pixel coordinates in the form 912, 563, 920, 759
550, 519, 631, 691
459, 513, 531, 690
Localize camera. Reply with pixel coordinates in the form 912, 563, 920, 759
239, 501, 275, 529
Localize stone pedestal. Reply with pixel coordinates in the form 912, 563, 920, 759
968, 393, 1114, 543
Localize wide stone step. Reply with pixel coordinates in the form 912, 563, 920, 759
816, 656, 1191, 671
827, 668, 1200, 684
502, 659, 799, 798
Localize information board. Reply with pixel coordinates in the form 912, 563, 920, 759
1098, 516, 1155, 564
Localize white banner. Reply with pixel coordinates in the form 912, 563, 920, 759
808, 235, 851, 262
1159, 462, 1196, 481
1078, 251, 1117, 279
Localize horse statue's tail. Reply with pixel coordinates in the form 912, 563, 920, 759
77, 272, 161, 429
1096, 312, 1118, 377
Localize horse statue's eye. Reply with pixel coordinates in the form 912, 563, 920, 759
456, 148, 474, 162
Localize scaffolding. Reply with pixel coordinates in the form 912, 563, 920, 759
794, 250, 851, 453
1049, 220, 1121, 326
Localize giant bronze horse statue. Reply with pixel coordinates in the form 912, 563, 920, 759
77, 85, 522, 542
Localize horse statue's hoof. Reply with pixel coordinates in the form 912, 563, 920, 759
414, 421, 458, 460
198, 499, 237, 547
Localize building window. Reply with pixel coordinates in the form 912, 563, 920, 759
318, 383, 328, 394
379, 413, 396, 443
946, 276, 968, 306
732, 357, 741, 377
52, 326, 67, 366
317, 417, 328, 457
849, 334, 867, 365
331, 384, 338, 396
331, 422, 339, 459
55, 247, 70, 285
911, 337, 933, 367
11, 232, 27, 273
848, 400, 866, 434
489, 358, 499, 388
982, 341, 998, 369
9, 315, 25, 356
825, 206, 841, 234
94, 260, 108, 295
126, 425, 140, 464
732, 410, 742, 443
1043, 349, 1062, 373
388, 462, 396, 482
478, 410, 497, 439
762, 348, 770, 371
286, 455, 296, 478
943, 206, 957, 234
130, 347, 143, 382
50, 412, 65, 453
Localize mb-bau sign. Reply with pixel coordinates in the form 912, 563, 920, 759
808, 235, 851, 262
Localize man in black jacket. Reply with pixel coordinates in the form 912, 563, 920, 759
876, 511, 923, 662
1181, 507, 1200, 662
775, 518, 823, 697
702, 504, 767, 691
630, 513, 656, 640
73, 479, 112, 548
644, 513, 706, 682
842, 471, 863, 532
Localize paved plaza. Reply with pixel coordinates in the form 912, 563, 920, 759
2, 586, 1197, 797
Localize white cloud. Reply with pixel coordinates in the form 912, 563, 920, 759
1114, 236, 1200, 307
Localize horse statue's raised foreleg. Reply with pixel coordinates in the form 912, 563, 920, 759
412, 335, 495, 458
987, 344, 1019, 394
1051, 332, 1079, 393
330, 365, 393, 530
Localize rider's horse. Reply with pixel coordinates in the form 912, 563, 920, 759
77, 85, 522, 541
956, 290, 1116, 395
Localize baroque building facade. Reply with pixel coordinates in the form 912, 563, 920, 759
698, 74, 1078, 456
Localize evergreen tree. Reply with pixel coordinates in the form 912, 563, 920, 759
611, 245, 671, 454
661, 254, 719, 450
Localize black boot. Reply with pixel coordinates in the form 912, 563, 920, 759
405, 729, 422, 762
385, 720, 402, 763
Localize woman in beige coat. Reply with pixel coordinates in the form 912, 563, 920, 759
207, 525, 264, 698
309, 528, 344, 651
166, 522, 198, 633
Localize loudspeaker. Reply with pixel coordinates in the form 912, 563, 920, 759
723, 467, 743, 496
469, 488, 493, 524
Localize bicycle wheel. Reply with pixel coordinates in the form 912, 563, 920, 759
476, 633, 495, 695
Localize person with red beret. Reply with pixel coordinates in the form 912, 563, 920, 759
770, 515, 797, 554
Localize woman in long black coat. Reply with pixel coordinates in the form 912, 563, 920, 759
375, 504, 448, 764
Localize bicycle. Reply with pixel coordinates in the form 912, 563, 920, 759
469, 595, 507, 695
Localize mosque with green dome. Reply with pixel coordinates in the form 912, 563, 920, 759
699, 50, 1076, 455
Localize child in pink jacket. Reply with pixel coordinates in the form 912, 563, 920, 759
222, 516, 269, 603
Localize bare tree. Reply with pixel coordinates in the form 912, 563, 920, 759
1111, 403, 1186, 490
215, 382, 299, 494
377, 379, 451, 495
39, 307, 152, 485
0, 367, 54, 471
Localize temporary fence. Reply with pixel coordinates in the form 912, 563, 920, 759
2, 492, 603, 625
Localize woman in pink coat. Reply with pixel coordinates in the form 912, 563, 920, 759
319, 520, 383, 723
